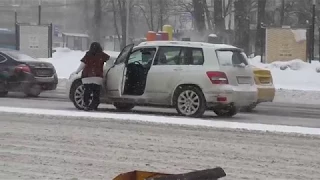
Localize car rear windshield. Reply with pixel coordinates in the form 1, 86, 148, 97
3, 50, 35, 61
216, 49, 248, 66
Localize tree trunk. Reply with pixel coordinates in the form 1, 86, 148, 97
93, 0, 102, 44
255, 0, 266, 56
234, 0, 250, 54
192, 0, 206, 33
203, 0, 213, 30
214, 0, 225, 34
158, 0, 164, 30
117, 0, 127, 49
111, 0, 121, 49
148, 0, 154, 31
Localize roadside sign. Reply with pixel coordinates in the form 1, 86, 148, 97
16, 23, 53, 58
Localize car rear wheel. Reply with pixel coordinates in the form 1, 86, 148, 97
70, 81, 98, 110
0, 91, 8, 97
113, 102, 135, 111
213, 105, 238, 117
24, 84, 41, 97
241, 103, 258, 112
174, 85, 206, 118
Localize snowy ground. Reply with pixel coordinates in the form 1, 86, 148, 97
249, 56, 320, 91
0, 113, 319, 180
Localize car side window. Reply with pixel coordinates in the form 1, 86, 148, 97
114, 45, 133, 65
128, 48, 157, 65
154, 46, 182, 65
216, 50, 248, 66
128, 50, 142, 64
181, 48, 204, 65
0, 53, 7, 64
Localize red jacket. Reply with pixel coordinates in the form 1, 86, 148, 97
81, 52, 110, 78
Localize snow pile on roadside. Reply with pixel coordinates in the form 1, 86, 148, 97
249, 56, 320, 91
41, 48, 120, 78
1, 106, 320, 135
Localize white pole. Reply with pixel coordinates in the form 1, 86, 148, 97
125, 0, 130, 45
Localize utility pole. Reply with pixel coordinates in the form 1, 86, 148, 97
94, 0, 102, 44
38, 0, 42, 25
280, 0, 285, 26
310, 0, 316, 62
125, 0, 130, 45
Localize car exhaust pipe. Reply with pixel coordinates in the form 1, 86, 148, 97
146, 167, 226, 180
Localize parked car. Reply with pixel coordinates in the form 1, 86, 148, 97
243, 67, 275, 111
0, 48, 58, 97
67, 41, 258, 118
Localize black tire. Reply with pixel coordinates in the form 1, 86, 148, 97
0, 91, 8, 97
241, 103, 258, 112
113, 102, 135, 111
24, 84, 41, 97
213, 105, 238, 117
70, 80, 99, 110
173, 85, 206, 118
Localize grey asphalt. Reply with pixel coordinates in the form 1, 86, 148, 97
1, 90, 320, 128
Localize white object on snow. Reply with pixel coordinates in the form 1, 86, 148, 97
249, 56, 320, 91
208, 34, 217, 37
291, 29, 307, 43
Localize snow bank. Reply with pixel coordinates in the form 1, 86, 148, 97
1, 106, 320, 136
249, 56, 320, 91
41, 48, 120, 78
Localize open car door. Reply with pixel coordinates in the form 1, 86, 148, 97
106, 44, 134, 98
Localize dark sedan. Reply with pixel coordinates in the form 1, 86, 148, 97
0, 48, 58, 97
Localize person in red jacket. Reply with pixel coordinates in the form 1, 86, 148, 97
73, 42, 110, 111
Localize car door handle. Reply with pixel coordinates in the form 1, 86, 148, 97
173, 68, 183, 71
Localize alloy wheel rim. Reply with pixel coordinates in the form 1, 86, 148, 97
74, 85, 93, 108
177, 90, 200, 116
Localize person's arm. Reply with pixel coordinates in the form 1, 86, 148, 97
73, 54, 87, 74
74, 62, 85, 74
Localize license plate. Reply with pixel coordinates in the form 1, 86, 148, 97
36, 70, 52, 76
259, 77, 271, 84
237, 76, 252, 84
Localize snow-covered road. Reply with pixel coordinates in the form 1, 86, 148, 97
0, 113, 319, 180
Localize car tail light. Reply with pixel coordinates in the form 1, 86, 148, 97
217, 96, 227, 102
206, 71, 229, 84
15, 64, 31, 73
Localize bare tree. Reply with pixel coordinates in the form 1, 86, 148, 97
214, 0, 225, 34
203, 0, 213, 30
192, 0, 206, 33
234, 0, 250, 54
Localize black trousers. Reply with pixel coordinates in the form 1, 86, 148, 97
83, 83, 101, 109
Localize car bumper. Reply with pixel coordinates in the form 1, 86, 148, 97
204, 86, 258, 107
33, 74, 58, 90
257, 85, 275, 103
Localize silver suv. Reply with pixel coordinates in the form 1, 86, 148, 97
67, 41, 257, 118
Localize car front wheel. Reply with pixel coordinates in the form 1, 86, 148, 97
70, 81, 98, 110
24, 84, 41, 97
241, 103, 258, 112
174, 85, 206, 118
